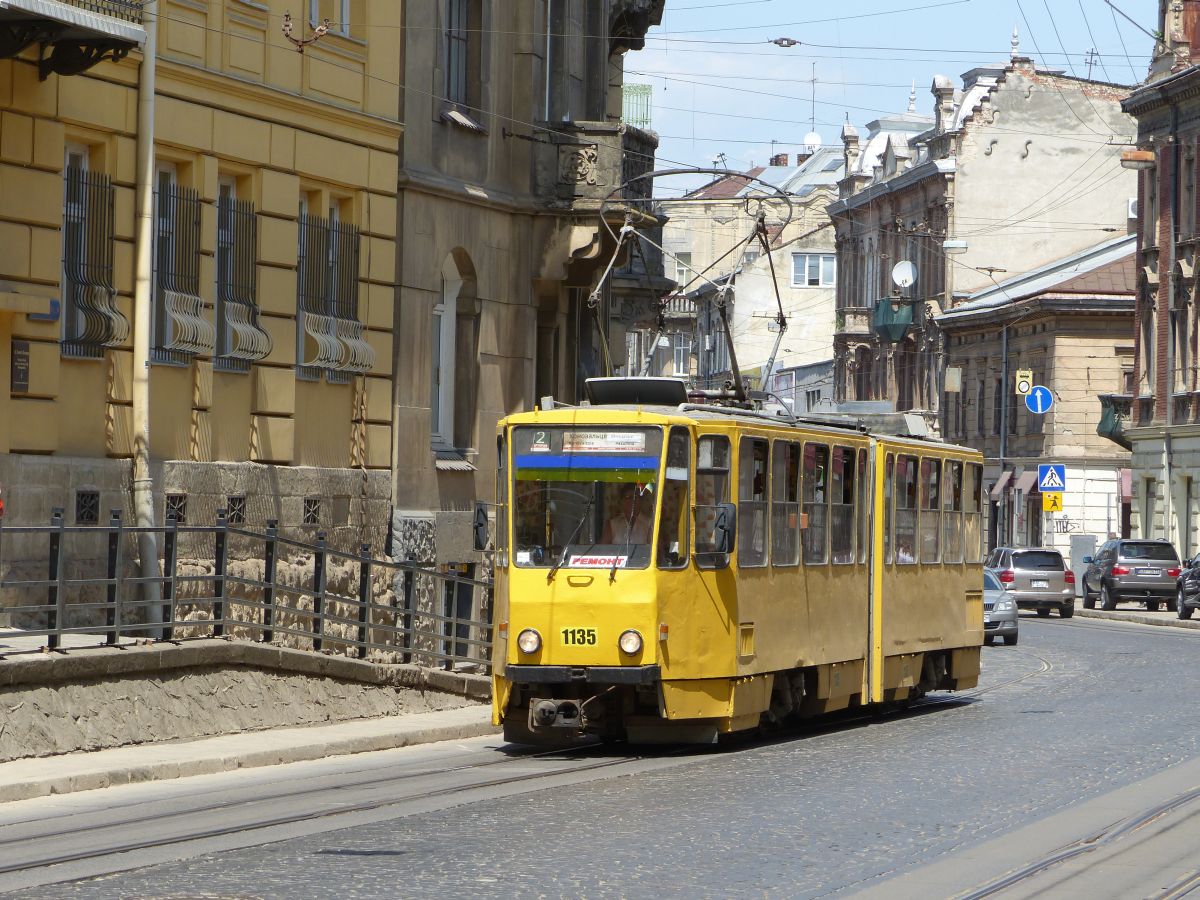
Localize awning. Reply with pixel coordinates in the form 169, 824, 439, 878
1119, 468, 1132, 502
434, 448, 476, 472
0, 0, 145, 43
1013, 470, 1039, 495
989, 470, 1012, 500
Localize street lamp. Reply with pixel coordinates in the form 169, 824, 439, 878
942, 239, 968, 255
1120, 149, 1155, 170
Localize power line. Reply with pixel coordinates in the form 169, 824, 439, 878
1107, 0, 1142, 81
1078, 0, 1113, 82
1042, 0, 1078, 77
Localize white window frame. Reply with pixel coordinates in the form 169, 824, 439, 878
309, 0, 351, 35
672, 331, 691, 375
792, 253, 836, 288
674, 251, 693, 287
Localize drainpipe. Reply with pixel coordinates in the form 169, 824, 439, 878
999, 323, 1010, 545
132, 2, 162, 628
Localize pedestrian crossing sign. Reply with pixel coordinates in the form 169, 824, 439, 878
1043, 492, 1063, 513
1037, 463, 1066, 492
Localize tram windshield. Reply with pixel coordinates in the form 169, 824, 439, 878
511, 426, 663, 571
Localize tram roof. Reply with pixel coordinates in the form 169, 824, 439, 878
503, 403, 977, 455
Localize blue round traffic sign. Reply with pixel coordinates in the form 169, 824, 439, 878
1025, 385, 1053, 415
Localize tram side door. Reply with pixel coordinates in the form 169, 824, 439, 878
866, 440, 886, 704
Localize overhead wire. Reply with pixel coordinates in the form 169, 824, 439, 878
1107, 0, 1142, 82
1077, 0, 1113, 83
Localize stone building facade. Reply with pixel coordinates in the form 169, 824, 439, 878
1119, 0, 1200, 560
828, 52, 1135, 437
390, 0, 667, 569
937, 237, 1135, 567
0, 0, 401, 554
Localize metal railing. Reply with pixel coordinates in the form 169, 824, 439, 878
65, 0, 144, 23
0, 510, 494, 673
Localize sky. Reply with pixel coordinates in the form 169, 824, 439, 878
631, 0, 1158, 190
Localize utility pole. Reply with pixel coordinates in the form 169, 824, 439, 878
1085, 48, 1100, 80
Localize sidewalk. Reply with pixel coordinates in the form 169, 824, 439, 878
1075, 606, 1200, 630
0, 704, 499, 804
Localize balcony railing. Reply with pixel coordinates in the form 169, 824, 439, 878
61, 165, 129, 359
153, 182, 214, 365
63, 0, 143, 22
297, 213, 373, 380
215, 195, 271, 372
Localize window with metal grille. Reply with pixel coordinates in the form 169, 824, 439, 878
153, 168, 213, 365
61, 150, 128, 359
165, 493, 187, 525
75, 490, 100, 525
303, 497, 321, 525
226, 495, 247, 525
215, 181, 270, 371
296, 207, 373, 380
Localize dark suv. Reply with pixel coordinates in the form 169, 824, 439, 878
1176, 556, 1200, 619
1082, 540, 1182, 611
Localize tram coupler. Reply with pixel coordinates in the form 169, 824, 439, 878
529, 698, 582, 729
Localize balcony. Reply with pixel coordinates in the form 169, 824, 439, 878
0, 0, 145, 79
1097, 393, 1132, 450
534, 121, 660, 221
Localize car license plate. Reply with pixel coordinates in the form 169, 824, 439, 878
560, 627, 598, 646
1031, 579, 1048, 588
1136, 568, 1160, 576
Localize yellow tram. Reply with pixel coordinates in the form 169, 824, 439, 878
488, 379, 984, 744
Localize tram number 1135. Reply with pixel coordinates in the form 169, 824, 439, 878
561, 627, 598, 646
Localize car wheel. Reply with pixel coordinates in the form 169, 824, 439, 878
1036, 607, 1051, 618
1101, 583, 1117, 611
1179, 588, 1194, 620
1083, 590, 1096, 610
1147, 600, 1160, 612
1003, 633, 1018, 646
1060, 604, 1074, 619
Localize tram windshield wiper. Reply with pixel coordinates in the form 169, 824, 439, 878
610, 489, 642, 583
547, 497, 593, 583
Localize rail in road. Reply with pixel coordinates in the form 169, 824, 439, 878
6, 615, 1200, 898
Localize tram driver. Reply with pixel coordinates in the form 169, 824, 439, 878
602, 482, 652, 545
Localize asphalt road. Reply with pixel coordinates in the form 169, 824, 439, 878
12, 615, 1200, 899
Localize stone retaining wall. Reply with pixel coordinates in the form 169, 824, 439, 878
0, 640, 491, 764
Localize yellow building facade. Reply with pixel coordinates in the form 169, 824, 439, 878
0, 0, 398, 546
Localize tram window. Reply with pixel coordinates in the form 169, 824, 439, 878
738, 437, 769, 568
920, 458, 941, 563
658, 427, 691, 569
964, 463, 984, 563
695, 435, 732, 569
831, 447, 855, 564
496, 435, 509, 566
857, 448, 869, 563
884, 454, 894, 563
895, 455, 918, 564
803, 443, 829, 564
943, 460, 964, 563
772, 441, 801, 566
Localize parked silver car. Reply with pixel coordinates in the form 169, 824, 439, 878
986, 547, 1075, 618
983, 569, 1018, 646
1082, 539, 1183, 611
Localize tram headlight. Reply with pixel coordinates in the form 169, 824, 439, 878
618, 629, 643, 655
516, 628, 542, 654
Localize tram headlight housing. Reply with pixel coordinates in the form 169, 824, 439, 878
516, 628, 542, 654
618, 629, 643, 655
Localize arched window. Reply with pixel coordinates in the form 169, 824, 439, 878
432, 251, 479, 449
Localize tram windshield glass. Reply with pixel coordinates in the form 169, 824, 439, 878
510, 426, 663, 570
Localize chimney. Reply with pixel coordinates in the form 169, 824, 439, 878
769, 153, 789, 167
932, 75, 955, 132
841, 122, 860, 175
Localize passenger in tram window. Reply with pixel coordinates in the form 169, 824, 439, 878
602, 482, 652, 545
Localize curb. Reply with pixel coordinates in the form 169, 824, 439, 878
1075, 608, 1200, 630
0, 706, 499, 804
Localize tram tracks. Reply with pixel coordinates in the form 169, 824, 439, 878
0, 742, 693, 889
